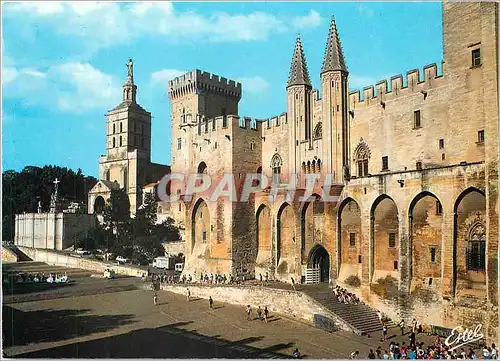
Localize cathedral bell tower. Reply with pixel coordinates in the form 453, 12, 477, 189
287, 34, 313, 179
320, 16, 349, 182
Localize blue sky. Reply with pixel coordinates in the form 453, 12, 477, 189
2, 2, 443, 177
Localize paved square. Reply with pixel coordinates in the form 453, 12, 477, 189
3, 276, 437, 358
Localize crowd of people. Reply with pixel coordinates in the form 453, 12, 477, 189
332, 285, 363, 305
3, 272, 69, 284
362, 338, 498, 359
144, 271, 259, 286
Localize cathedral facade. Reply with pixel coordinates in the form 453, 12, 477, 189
168, 3, 498, 339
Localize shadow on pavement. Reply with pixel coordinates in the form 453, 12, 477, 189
3, 306, 136, 347
12, 321, 293, 358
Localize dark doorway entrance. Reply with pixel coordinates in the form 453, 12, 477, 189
309, 246, 330, 283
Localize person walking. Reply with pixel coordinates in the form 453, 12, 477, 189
368, 349, 376, 359
246, 305, 252, 320
153, 292, 158, 306
377, 310, 383, 324
291, 277, 296, 291
382, 323, 388, 342
349, 350, 359, 359
257, 306, 263, 320
209, 296, 214, 309
409, 330, 416, 348
186, 287, 190, 302
399, 319, 405, 336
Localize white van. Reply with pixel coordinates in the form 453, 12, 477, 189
153, 256, 174, 269
174, 263, 184, 272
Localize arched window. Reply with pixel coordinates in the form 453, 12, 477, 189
271, 153, 282, 184
119, 136, 122, 147
307, 160, 311, 174
312, 160, 316, 173
317, 159, 322, 171
113, 123, 116, 134
197, 162, 207, 174
354, 140, 370, 177
197, 162, 207, 187
120, 122, 123, 133
302, 162, 306, 173
104, 169, 110, 181
314, 122, 322, 138
112, 137, 116, 148
466, 221, 486, 271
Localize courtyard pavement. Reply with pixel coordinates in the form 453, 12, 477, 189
3, 267, 440, 359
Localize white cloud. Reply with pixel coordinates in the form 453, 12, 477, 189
4, 3, 323, 50
5, 1, 65, 15
292, 10, 322, 29
2, 66, 18, 85
237, 76, 269, 94
3, 62, 120, 113
151, 69, 187, 84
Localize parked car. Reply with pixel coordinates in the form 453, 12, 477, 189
116, 256, 129, 264
75, 248, 91, 257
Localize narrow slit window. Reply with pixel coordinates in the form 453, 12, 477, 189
430, 247, 437, 263
414, 110, 421, 128
388, 233, 396, 248
382, 156, 389, 171
472, 48, 481, 67
349, 233, 356, 247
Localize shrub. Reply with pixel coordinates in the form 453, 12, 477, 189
371, 275, 399, 300
344, 275, 361, 288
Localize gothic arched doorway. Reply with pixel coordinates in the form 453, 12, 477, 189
309, 245, 330, 283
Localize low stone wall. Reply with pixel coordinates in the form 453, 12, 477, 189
160, 283, 352, 333
17, 247, 145, 278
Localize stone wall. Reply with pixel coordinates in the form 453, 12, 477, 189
160, 283, 351, 332
17, 247, 145, 277
162, 241, 186, 256
15, 213, 96, 250
339, 283, 498, 344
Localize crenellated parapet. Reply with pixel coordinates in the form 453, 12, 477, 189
261, 112, 288, 136
348, 62, 444, 109
192, 115, 263, 137
168, 69, 242, 100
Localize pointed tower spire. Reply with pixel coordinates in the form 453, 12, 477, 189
321, 16, 347, 74
287, 33, 312, 88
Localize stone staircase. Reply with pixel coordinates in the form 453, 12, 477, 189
303, 289, 385, 336
10, 246, 32, 261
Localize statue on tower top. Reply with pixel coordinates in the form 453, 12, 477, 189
126, 58, 134, 80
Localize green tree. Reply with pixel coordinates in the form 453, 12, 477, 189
2, 165, 96, 243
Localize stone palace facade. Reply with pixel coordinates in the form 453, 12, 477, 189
166, 3, 498, 340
